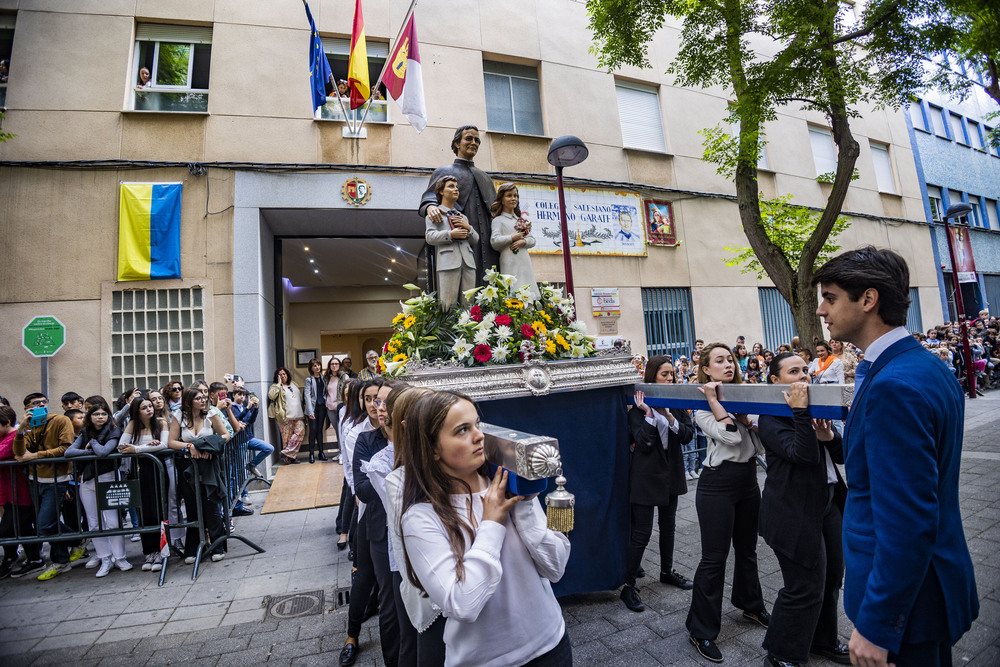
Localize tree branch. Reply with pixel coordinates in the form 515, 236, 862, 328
831, 0, 904, 45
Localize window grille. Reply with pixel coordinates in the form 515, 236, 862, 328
758, 287, 797, 352
111, 287, 205, 396
641, 288, 695, 360
906, 287, 923, 333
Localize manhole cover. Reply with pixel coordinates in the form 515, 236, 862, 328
265, 590, 325, 619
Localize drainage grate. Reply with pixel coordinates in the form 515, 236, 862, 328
264, 590, 325, 619
333, 587, 351, 609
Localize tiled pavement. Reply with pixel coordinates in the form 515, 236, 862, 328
2, 391, 998, 666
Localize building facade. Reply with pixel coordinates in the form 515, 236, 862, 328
1, 0, 940, 409
906, 71, 1000, 321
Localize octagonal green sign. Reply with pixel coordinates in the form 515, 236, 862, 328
23, 316, 66, 358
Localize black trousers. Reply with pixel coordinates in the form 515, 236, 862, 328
175, 457, 225, 557
348, 514, 378, 638
763, 489, 844, 662
347, 515, 399, 666
393, 570, 418, 667
890, 641, 953, 667
335, 482, 355, 535
521, 632, 573, 667
137, 455, 167, 555
308, 404, 327, 453
686, 460, 765, 640
417, 614, 446, 667
625, 496, 679, 587
0, 502, 41, 562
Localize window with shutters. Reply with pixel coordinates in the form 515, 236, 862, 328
483, 61, 543, 136
949, 112, 967, 144
928, 104, 948, 138
908, 100, 927, 132
927, 186, 943, 222
809, 126, 837, 178
314, 37, 389, 123
969, 195, 982, 227
131, 24, 212, 112
983, 200, 997, 230
616, 81, 667, 152
869, 141, 896, 194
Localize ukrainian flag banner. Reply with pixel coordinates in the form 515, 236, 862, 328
118, 182, 182, 281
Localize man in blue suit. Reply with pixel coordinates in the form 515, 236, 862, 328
813, 247, 978, 667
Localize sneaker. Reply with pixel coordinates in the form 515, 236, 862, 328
246, 462, 261, 477
686, 471, 695, 480
240, 496, 253, 507
232, 506, 254, 517
660, 569, 694, 590
210, 552, 225, 562
693, 469, 701, 478
142, 553, 156, 571
620, 584, 645, 612
96, 557, 113, 578
38, 562, 72, 581
115, 558, 133, 572
85, 555, 102, 569
130, 533, 142, 542
184, 556, 196, 565
742, 609, 771, 628
0, 559, 13, 580
170, 539, 185, 557
690, 636, 723, 663
68, 544, 88, 562
10, 559, 45, 579
151, 553, 163, 572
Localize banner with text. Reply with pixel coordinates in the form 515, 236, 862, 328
496, 182, 647, 256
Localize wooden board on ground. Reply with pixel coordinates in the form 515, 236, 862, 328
260, 462, 343, 514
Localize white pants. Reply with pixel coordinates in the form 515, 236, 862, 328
80, 471, 127, 560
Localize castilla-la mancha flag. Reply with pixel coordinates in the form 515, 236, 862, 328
347, 0, 370, 110
380, 12, 426, 132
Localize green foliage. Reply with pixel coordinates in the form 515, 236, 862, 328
0, 111, 13, 143
724, 195, 851, 280
156, 43, 191, 86
816, 168, 860, 184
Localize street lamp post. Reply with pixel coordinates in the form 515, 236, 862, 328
943, 202, 977, 398
547, 136, 589, 315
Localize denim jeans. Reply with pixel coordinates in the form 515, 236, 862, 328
33, 480, 75, 564
247, 438, 273, 468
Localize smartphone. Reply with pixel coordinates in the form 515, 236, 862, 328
29, 406, 48, 428
218, 391, 228, 401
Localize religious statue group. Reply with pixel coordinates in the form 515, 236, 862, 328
419, 125, 539, 310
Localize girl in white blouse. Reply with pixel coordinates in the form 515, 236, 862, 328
400, 391, 572, 667
119, 396, 170, 572
685, 343, 769, 664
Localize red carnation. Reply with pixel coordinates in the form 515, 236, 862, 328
382, 341, 389, 354
495, 314, 512, 326
470, 305, 482, 322
520, 324, 535, 338
473, 344, 492, 363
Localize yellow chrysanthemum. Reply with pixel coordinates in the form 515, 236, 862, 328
393, 353, 408, 363
532, 320, 547, 334
403, 315, 417, 329
392, 313, 405, 325
556, 334, 570, 350
545, 339, 557, 354
542, 312, 553, 324
387, 339, 399, 354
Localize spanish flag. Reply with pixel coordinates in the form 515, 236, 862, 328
347, 0, 370, 110
118, 182, 182, 281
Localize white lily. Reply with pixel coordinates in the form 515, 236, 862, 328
570, 345, 587, 358
452, 338, 472, 360
402, 283, 420, 292
457, 311, 473, 326
463, 286, 482, 301
476, 285, 499, 303
384, 359, 408, 375
484, 267, 500, 284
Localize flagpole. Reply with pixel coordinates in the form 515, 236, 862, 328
354, 0, 418, 135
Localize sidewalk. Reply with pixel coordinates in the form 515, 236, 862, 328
1, 391, 998, 666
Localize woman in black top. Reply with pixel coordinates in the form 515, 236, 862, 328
758, 353, 850, 667
621, 355, 695, 613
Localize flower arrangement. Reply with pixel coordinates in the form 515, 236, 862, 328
380, 285, 458, 376
378, 270, 597, 376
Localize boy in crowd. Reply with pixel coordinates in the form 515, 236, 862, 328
229, 387, 273, 484
13, 393, 88, 580
208, 383, 254, 517
61, 392, 84, 413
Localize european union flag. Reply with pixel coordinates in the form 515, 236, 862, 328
305, 1, 333, 111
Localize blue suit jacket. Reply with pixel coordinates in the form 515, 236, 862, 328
843, 335, 978, 651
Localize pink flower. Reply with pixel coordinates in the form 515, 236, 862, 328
495, 314, 512, 326
473, 344, 492, 363
470, 305, 482, 322
520, 324, 535, 338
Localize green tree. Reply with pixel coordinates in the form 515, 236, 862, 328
587, 0, 928, 349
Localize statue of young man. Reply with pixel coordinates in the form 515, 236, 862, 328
419, 126, 498, 285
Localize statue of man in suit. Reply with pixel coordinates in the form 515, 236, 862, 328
813, 247, 978, 667
419, 125, 497, 286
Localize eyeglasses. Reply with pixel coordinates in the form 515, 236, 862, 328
170, 386, 183, 392
91, 411, 109, 418
28, 399, 48, 407
373, 399, 387, 407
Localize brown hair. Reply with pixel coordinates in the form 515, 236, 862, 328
643, 355, 674, 383
490, 182, 522, 218
696, 342, 743, 384
388, 386, 430, 468
400, 391, 488, 594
